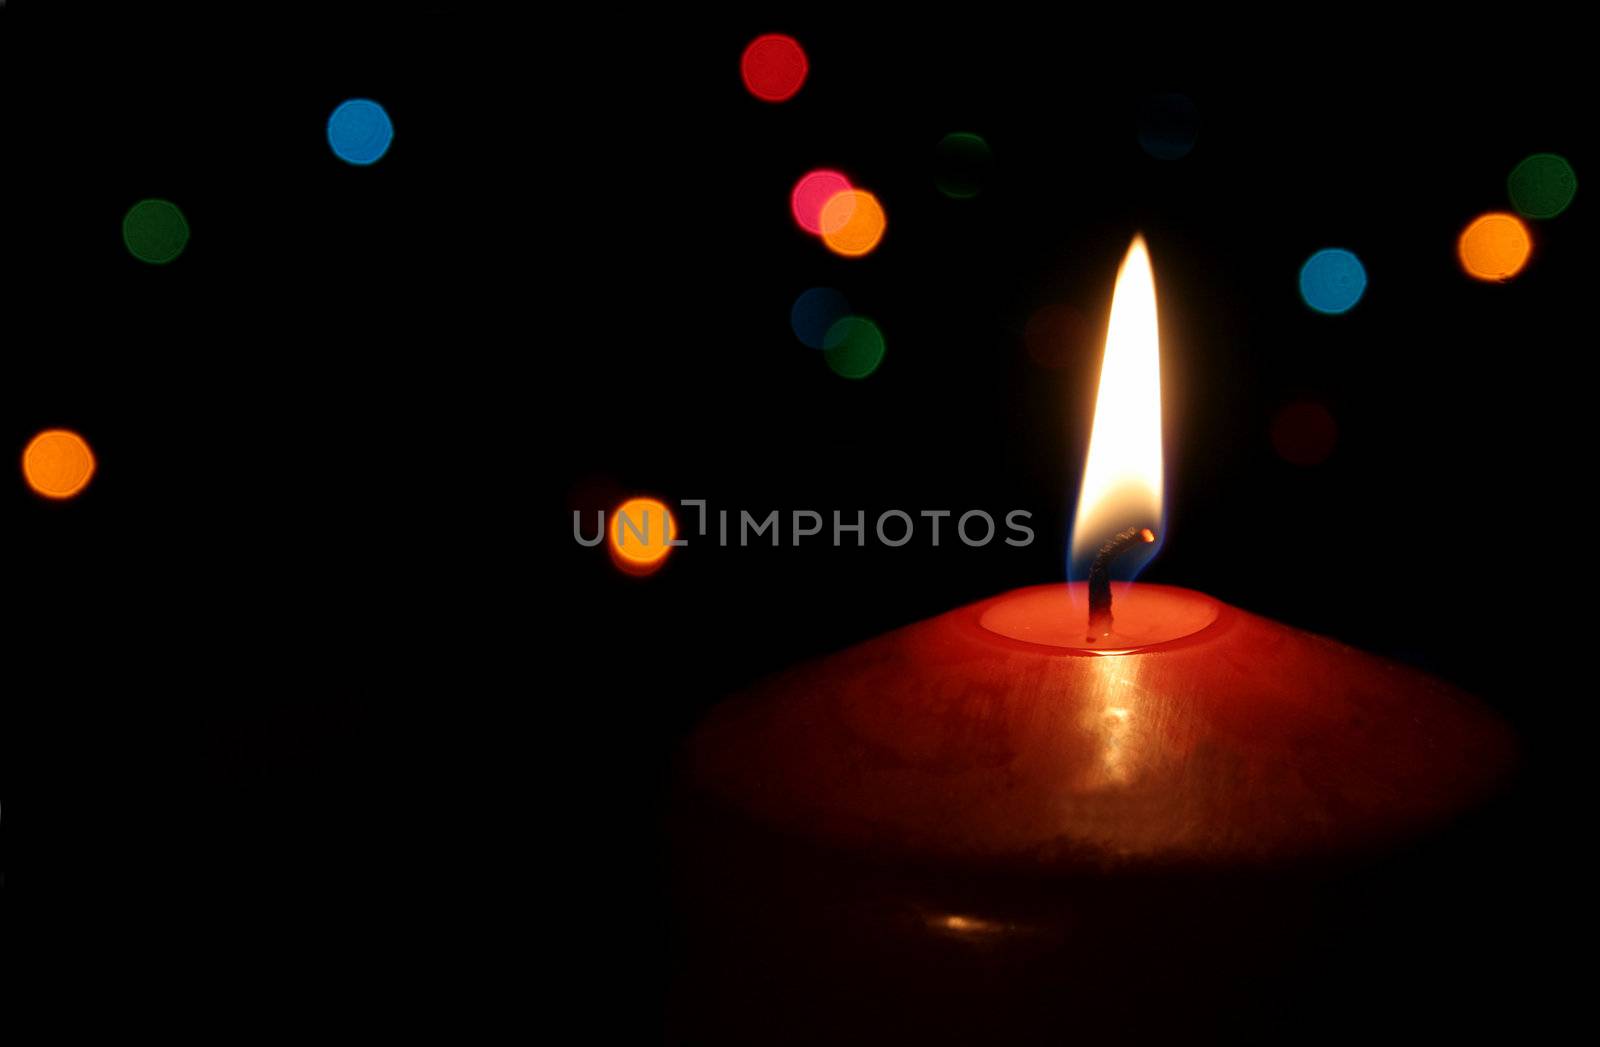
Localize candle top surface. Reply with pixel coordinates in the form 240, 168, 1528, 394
979, 583, 1218, 651
687, 584, 1516, 872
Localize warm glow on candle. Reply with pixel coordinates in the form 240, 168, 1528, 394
1071, 236, 1164, 569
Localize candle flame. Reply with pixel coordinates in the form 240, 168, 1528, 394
1071, 236, 1164, 576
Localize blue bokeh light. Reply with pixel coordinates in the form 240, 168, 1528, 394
790, 287, 852, 349
327, 99, 394, 166
1298, 248, 1367, 314
1137, 93, 1199, 160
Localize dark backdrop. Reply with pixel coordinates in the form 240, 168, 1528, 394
8, 10, 1588, 1040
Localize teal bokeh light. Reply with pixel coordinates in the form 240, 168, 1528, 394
791, 287, 852, 349
328, 99, 394, 166
1299, 249, 1367, 315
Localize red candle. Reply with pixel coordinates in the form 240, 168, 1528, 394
687, 581, 1513, 868
672, 237, 1517, 1043
687, 233, 1512, 864
674, 588, 1514, 1043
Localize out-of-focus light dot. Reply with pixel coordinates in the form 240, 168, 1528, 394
740, 34, 807, 103
22, 429, 96, 499
934, 132, 993, 199
791, 169, 852, 235
1270, 402, 1338, 466
823, 316, 885, 379
327, 99, 394, 166
610, 497, 677, 576
1023, 303, 1091, 369
122, 199, 189, 265
1458, 212, 1532, 282
820, 190, 886, 257
791, 287, 852, 349
1298, 249, 1367, 315
1507, 153, 1577, 219
1137, 93, 1199, 160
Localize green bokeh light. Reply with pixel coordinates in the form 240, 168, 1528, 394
123, 199, 190, 264
823, 316, 885, 379
934, 132, 993, 199
1507, 153, 1577, 218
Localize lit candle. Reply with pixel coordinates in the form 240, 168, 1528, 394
685, 233, 1511, 864
672, 237, 1516, 1042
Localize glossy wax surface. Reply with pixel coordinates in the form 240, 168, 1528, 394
981, 582, 1218, 649
688, 584, 1516, 869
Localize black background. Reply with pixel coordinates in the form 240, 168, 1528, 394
7, 10, 1590, 1040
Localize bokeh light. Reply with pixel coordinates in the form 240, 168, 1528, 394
1137, 93, 1199, 160
740, 34, 807, 103
1298, 248, 1367, 314
327, 99, 394, 166
22, 429, 96, 499
820, 189, 886, 257
1507, 153, 1577, 219
1270, 402, 1338, 466
122, 199, 189, 265
1458, 212, 1532, 282
934, 132, 993, 199
1023, 302, 1093, 369
791, 287, 852, 349
791, 169, 852, 235
823, 316, 885, 378
610, 497, 677, 576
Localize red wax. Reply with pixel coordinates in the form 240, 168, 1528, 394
687, 583, 1515, 868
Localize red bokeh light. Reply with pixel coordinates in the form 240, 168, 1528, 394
790, 169, 852, 235
740, 34, 808, 103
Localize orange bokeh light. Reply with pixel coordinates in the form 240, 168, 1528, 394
22, 429, 96, 499
820, 189, 886, 257
1458, 212, 1532, 282
610, 496, 677, 575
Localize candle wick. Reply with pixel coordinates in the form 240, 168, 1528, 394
1087, 527, 1156, 641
